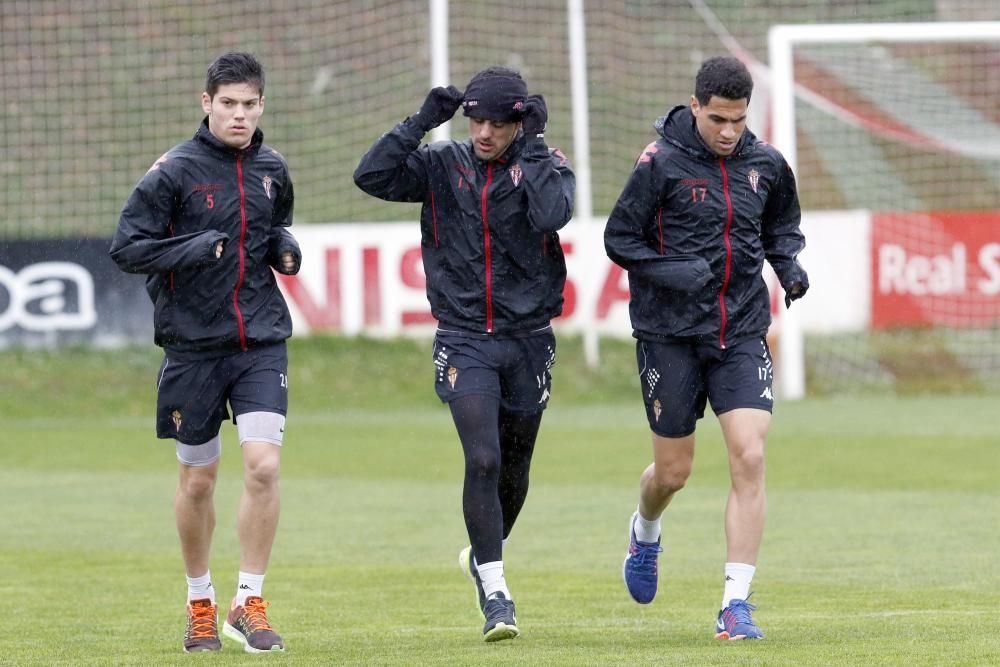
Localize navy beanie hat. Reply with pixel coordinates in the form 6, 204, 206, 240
462, 67, 527, 122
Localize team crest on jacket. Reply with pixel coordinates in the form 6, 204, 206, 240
509, 164, 522, 187
262, 174, 273, 199
447, 366, 458, 389
748, 169, 760, 193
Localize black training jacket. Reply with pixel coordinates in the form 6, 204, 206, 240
110, 119, 300, 358
605, 105, 807, 348
353, 116, 575, 335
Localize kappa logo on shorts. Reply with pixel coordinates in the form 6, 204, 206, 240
447, 366, 458, 390
652, 399, 662, 422
171, 409, 183, 431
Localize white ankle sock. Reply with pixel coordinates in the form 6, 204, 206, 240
236, 571, 265, 605
633, 509, 661, 544
476, 561, 510, 599
186, 571, 215, 604
722, 562, 755, 608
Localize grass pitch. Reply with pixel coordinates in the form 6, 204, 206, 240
2, 337, 998, 665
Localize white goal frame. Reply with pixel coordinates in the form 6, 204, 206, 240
767, 21, 1000, 399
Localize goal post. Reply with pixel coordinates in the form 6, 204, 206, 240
768, 21, 1000, 399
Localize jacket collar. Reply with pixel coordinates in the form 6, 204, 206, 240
654, 104, 754, 159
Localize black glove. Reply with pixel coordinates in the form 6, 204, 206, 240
521, 94, 547, 136
784, 279, 808, 308
414, 86, 463, 132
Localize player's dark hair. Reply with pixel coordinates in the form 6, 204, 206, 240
694, 56, 753, 105
205, 51, 265, 99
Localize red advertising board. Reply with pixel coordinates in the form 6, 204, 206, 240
871, 211, 1000, 328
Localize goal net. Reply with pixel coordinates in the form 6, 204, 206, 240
769, 22, 1000, 396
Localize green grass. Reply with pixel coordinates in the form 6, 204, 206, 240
3, 337, 999, 665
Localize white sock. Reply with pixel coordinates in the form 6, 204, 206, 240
476, 561, 510, 599
186, 570, 215, 604
722, 562, 756, 608
633, 509, 661, 544
236, 571, 265, 606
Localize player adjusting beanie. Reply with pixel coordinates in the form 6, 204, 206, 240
462, 68, 528, 122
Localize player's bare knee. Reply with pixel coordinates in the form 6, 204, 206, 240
652, 464, 690, 494
243, 453, 281, 489
178, 465, 217, 500
729, 444, 765, 478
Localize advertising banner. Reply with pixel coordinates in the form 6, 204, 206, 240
0, 239, 152, 347
871, 212, 1000, 329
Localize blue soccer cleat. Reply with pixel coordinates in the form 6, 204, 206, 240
458, 546, 487, 617
714, 595, 764, 640
622, 511, 662, 604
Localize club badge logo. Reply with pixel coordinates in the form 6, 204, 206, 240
171, 409, 183, 431
748, 169, 760, 193
652, 399, 661, 422
262, 174, 273, 199
447, 366, 458, 389
509, 164, 522, 187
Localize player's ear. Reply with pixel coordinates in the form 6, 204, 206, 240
689, 94, 700, 116
201, 92, 212, 115
259, 95, 265, 113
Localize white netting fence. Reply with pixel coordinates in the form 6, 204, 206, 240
3, 0, 995, 237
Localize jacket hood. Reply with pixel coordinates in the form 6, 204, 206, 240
654, 104, 755, 159
195, 117, 264, 157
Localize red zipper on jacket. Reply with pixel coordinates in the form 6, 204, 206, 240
718, 158, 734, 349
480, 162, 495, 333
233, 154, 249, 350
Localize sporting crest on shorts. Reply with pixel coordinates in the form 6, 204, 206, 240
447, 366, 458, 390
171, 409, 183, 431
748, 168, 760, 193
652, 399, 661, 422
262, 174, 273, 199
509, 164, 522, 187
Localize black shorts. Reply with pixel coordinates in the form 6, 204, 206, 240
155, 343, 289, 443
432, 328, 556, 413
636, 336, 774, 438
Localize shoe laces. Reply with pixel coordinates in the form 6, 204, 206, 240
628, 538, 662, 572
240, 597, 274, 633
724, 597, 758, 627
187, 602, 217, 639
484, 594, 513, 622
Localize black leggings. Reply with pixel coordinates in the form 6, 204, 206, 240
448, 394, 542, 565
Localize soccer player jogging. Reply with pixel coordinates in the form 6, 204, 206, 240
110, 52, 300, 654
354, 67, 574, 642
605, 56, 809, 640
